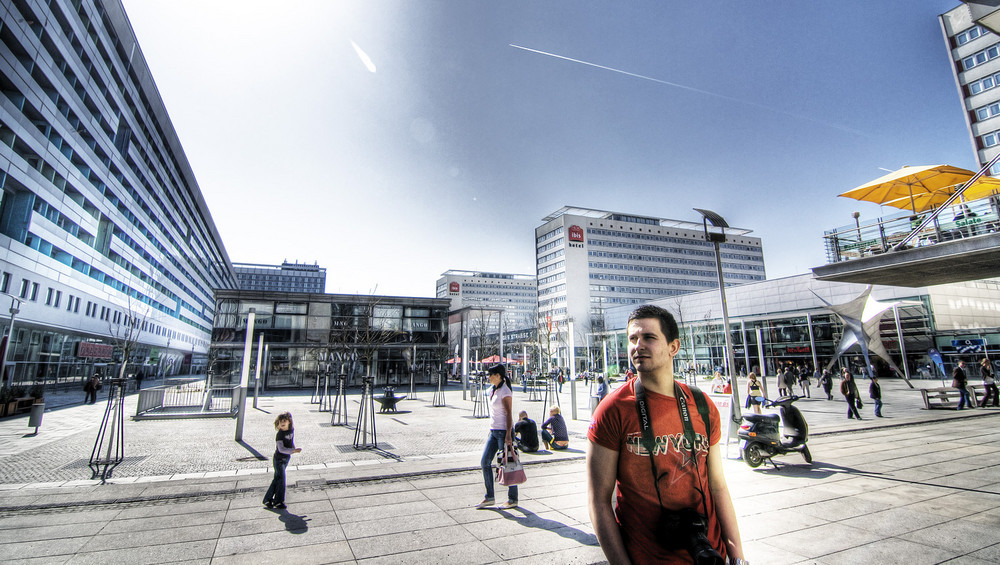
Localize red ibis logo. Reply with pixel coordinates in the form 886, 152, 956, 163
568, 225, 584, 242
449, 282, 460, 293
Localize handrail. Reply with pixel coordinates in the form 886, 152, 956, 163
891, 152, 1000, 251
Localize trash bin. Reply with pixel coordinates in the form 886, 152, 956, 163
28, 401, 44, 431
589, 395, 600, 413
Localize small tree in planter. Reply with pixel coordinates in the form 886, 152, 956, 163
28, 384, 44, 402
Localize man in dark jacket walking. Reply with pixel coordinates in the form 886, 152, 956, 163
841, 370, 862, 420
953, 361, 972, 410
869, 376, 883, 417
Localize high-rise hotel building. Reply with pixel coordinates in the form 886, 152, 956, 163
941, 4, 1000, 175
0, 0, 237, 384
535, 206, 765, 342
436, 270, 537, 332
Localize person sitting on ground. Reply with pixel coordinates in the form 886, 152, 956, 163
541, 405, 569, 450
513, 410, 539, 453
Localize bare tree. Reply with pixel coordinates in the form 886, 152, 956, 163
470, 309, 500, 365
351, 291, 404, 386
108, 295, 150, 381
537, 313, 559, 375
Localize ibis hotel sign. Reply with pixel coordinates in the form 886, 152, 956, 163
449, 282, 460, 294
568, 225, 584, 248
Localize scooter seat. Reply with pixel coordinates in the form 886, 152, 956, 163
743, 413, 780, 423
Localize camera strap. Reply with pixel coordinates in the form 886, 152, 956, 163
634, 378, 713, 507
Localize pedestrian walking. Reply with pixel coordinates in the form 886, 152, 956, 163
980, 358, 998, 407
799, 367, 812, 398
820, 369, 834, 400
869, 376, 883, 417
745, 372, 764, 414
952, 361, 972, 410
780, 365, 796, 397
841, 370, 862, 420
476, 364, 518, 510
83, 374, 101, 404
263, 411, 302, 510
595, 375, 609, 405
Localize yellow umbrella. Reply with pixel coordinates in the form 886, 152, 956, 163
881, 175, 1000, 213
839, 165, 976, 213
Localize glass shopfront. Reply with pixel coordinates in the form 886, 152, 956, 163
210, 293, 450, 389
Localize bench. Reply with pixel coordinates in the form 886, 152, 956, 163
968, 384, 999, 407
920, 387, 974, 410
14, 397, 36, 415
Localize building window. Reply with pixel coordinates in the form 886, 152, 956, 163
963, 44, 1000, 71
30, 283, 38, 302
976, 102, 1000, 122
969, 72, 1000, 95
0, 272, 8, 294
957, 25, 985, 46
18, 279, 29, 299
984, 131, 1000, 147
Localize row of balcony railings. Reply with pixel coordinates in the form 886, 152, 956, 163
134, 378, 239, 419
824, 195, 1000, 264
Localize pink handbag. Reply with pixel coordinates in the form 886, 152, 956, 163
496, 446, 527, 486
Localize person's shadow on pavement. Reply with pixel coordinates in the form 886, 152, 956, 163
277, 510, 310, 534
497, 506, 598, 545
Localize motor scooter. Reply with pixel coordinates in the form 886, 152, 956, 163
738, 395, 811, 468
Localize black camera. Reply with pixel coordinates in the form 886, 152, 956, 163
657, 508, 725, 565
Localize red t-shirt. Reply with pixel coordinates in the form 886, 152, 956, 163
588, 377, 725, 564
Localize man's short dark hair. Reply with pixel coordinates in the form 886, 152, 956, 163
627, 305, 679, 342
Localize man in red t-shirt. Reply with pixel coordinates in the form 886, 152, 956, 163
587, 305, 746, 564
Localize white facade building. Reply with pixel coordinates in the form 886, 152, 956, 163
941, 4, 1000, 174
436, 270, 537, 331
535, 206, 765, 362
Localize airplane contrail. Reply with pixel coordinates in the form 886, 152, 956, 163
508, 44, 865, 136
351, 40, 377, 73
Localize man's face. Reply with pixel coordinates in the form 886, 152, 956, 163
627, 317, 679, 375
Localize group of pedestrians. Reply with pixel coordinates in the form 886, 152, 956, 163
952, 358, 1000, 409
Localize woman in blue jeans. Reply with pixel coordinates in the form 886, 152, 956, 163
476, 364, 518, 510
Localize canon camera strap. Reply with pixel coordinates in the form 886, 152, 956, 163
634, 378, 708, 504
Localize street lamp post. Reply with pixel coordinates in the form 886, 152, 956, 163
1, 293, 23, 388
694, 209, 743, 429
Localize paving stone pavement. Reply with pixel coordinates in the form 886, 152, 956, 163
0, 375, 998, 563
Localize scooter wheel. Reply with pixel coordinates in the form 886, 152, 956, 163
744, 443, 765, 468
802, 445, 812, 464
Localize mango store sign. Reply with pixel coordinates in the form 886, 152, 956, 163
238, 315, 273, 328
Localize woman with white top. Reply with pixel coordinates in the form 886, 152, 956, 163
476, 364, 518, 510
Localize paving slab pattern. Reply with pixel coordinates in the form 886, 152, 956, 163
1, 376, 1000, 563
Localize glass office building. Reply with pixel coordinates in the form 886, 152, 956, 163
234, 261, 326, 294
0, 0, 237, 386
600, 274, 1000, 379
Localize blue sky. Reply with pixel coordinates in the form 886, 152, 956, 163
121, 1, 972, 296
